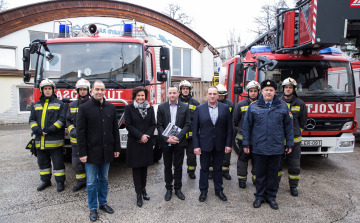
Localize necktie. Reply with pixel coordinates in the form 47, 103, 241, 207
266, 103, 270, 108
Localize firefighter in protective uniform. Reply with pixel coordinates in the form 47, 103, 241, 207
66, 78, 91, 192
178, 80, 200, 179
233, 81, 260, 188
279, 77, 307, 196
29, 79, 66, 192
208, 84, 234, 180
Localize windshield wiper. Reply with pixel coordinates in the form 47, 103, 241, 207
108, 79, 127, 89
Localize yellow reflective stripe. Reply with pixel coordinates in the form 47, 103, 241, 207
278, 171, 283, 176
289, 174, 300, 180
188, 166, 196, 170
70, 108, 78, 113
46, 142, 65, 147
47, 106, 60, 110
229, 107, 232, 112
291, 106, 300, 112
31, 123, 38, 128
287, 103, 290, 110
68, 124, 75, 132
222, 167, 230, 171
300, 128, 304, 132
54, 122, 61, 129
35, 107, 43, 110
186, 132, 193, 138
54, 172, 65, 176
189, 105, 196, 110
40, 171, 51, 175
76, 174, 86, 179
236, 133, 243, 140
40, 99, 49, 150
252, 175, 256, 180
240, 106, 248, 112
70, 137, 77, 143
294, 136, 302, 143
209, 167, 213, 171
238, 176, 247, 179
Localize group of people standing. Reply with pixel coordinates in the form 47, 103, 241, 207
29, 76, 307, 221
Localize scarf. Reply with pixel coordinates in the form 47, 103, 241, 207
133, 100, 150, 119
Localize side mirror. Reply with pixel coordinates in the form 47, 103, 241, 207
233, 85, 243, 95
234, 63, 244, 84
23, 48, 30, 71
157, 71, 167, 82
29, 42, 40, 54
23, 72, 31, 83
160, 47, 170, 70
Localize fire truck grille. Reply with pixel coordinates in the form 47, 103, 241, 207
115, 106, 125, 121
305, 117, 354, 131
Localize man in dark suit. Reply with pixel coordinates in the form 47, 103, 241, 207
157, 85, 191, 201
193, 86, 233, 202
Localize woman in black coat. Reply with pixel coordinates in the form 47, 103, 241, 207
124, 86, 156, 207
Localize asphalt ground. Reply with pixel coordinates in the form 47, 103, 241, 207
1, 128, 360, 222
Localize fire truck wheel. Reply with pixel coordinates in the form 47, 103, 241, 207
153, 134, 162, 162
63, 147, 72, 162
232, 131, 240, 155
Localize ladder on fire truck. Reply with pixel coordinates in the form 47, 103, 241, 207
238, 0, 360, 57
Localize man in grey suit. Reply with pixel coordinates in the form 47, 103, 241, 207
157, 85, 191, 201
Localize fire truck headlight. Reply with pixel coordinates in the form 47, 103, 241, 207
339, 141, 353, 147
341, 121, 353, 130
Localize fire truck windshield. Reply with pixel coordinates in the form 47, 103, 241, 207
258, 60, 355, 102
36, 42, 143, 87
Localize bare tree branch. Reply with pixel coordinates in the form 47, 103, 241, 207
226, 28, 241, 59
163, 3, 194, 28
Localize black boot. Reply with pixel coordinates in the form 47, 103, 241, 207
37, 181, 51, 191
208, 171, 213, 180
239, 180, 246, 188
72, 181, 86, 192
57, 182, 65, 192
142, 189, 150, 200
222, 171, 232, 180
137, 194, 143, 207
188, 171, 196, 179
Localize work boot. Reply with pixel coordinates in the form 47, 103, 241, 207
72, 181, 86, 192
89, 209, 98, 221
142, 189, 150, 200
222, 171, 232, 180
290, 187, 298, 196
188, 171, 196, 179
239, 180, 246, 189
208, 171, 213, 180
57, 182, 65, 192
137, 194, 143, 207
37, 181, 51, 191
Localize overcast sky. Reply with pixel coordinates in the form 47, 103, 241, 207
7, 0, 294, 48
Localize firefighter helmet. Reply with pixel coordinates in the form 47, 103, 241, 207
75, 78, 91, 94
245, 80, 261, 95
39, 79, 56, 94
178, 80, 193, 92
216, 84, 228, 96
282, 77, 298, 91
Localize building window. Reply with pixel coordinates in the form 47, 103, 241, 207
18, 87, 34, 113
172, 47, 191, 76
0, 47, 16, 69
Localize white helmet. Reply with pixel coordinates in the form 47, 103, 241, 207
216, 84, 227, 96
282, 77, 298, 91
179, 80, 192, 92
245, 81, 261, 95
75, 78, 91, 94
40, 79, 56, 94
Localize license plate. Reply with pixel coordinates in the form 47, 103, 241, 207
121, 134, 128, 142
301, 140, 322, 147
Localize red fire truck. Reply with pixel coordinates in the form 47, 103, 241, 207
22, 20, 170, 161
222, 0, 360, 155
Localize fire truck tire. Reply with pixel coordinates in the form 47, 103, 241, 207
153, 134, 162, 162
63, 147, 72, 162
232, 131, 240, 155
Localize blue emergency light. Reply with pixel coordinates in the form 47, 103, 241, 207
250, 46, 271, 54
319, 47, 342, 54
58, 25, 69, 38
123, 24, 133, 37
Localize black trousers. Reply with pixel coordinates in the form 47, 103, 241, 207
199, 148, 225, 193
132, 166, 148, 194
37, 148, 65, 183
186, 139, 197, 172
279, 144, 301, 188
237, 142, 255, 181
163, 145, 185, 190
254, 154, 282, 201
